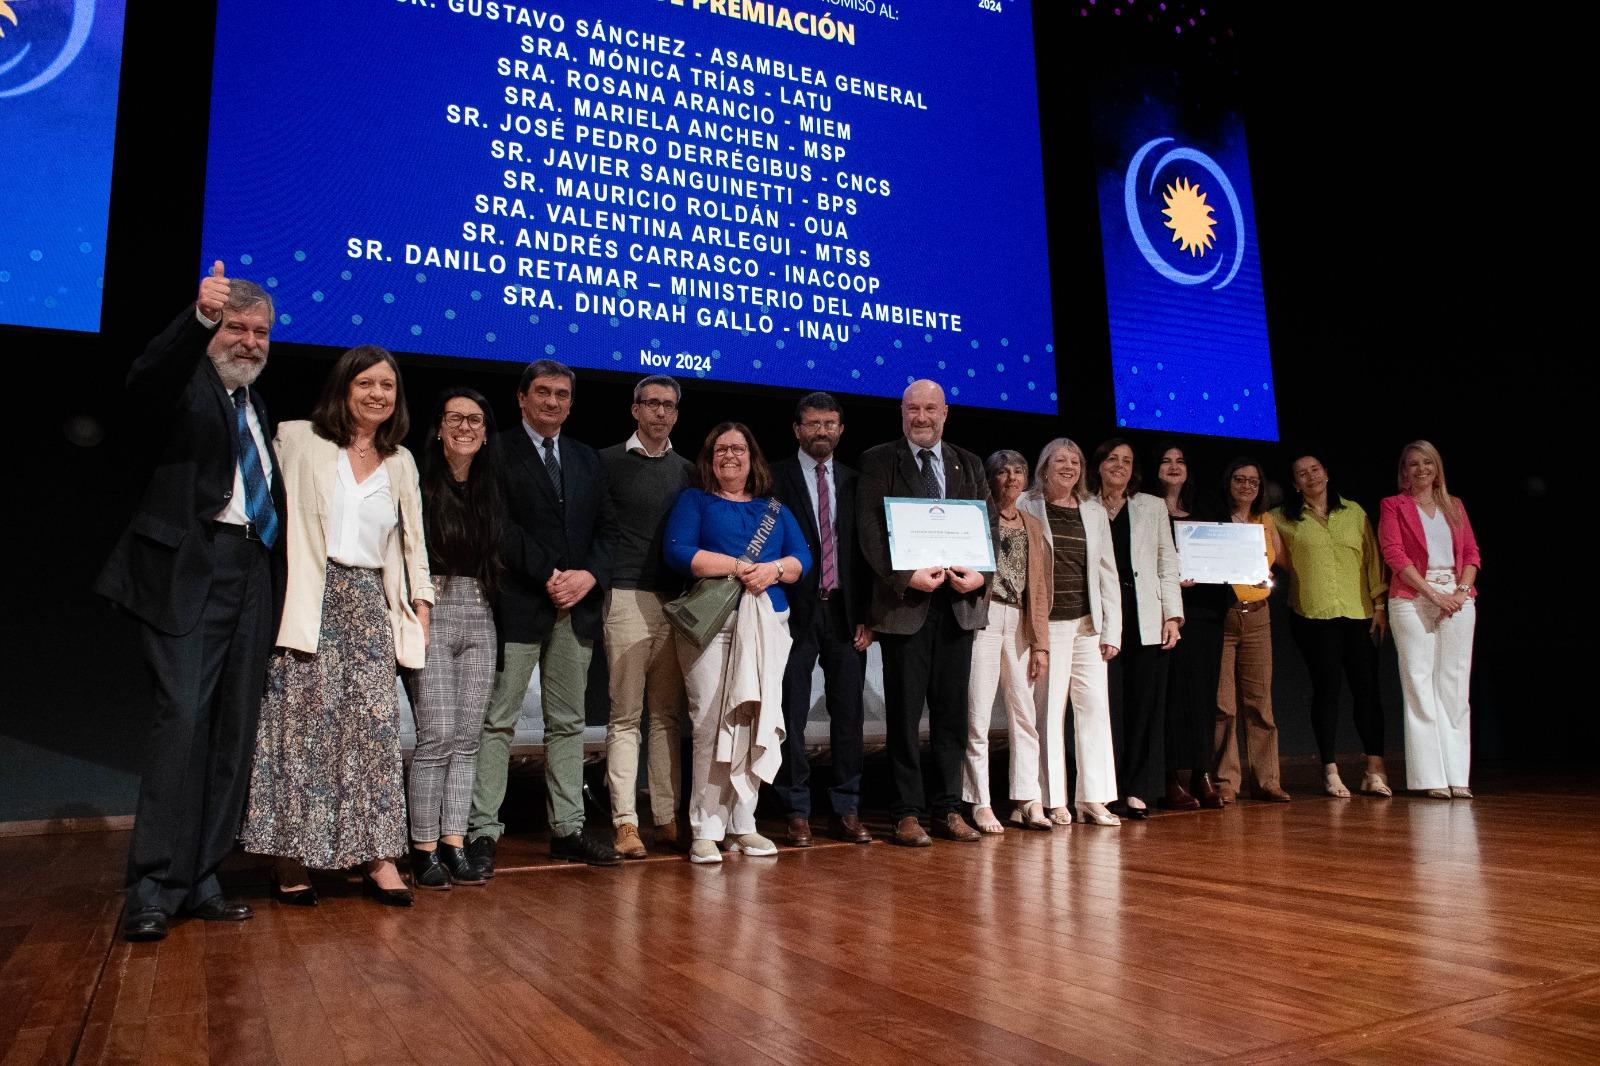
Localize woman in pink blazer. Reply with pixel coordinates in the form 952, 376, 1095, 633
1377, 441, 1481, 799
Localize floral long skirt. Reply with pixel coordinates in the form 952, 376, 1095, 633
240, 562, 407, 868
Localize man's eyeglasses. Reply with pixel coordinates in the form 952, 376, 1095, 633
636, 398, 678, 413
799, 420, 840, 432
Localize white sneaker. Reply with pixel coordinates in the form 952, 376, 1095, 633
727, 833, 778, 857
688, 839, 722, 864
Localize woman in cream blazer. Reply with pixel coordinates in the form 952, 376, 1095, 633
1020, 438, 1124, 826
240, 346, 434, 907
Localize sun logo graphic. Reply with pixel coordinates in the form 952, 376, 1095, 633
1123, 137, 1245, 290
0, 0, 95, 98
1162, 176, 1216, 257
0, 1, 19, 38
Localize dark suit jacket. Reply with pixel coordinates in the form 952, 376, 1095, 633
95, 306, 287, 636
771, 455, 869, 635
493, 427, 614, 644
856, 438, 992, 636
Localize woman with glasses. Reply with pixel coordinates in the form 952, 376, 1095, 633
664, 423, 810, 863
1272, 452, 1391, 798
1213, 458, 1289, 804
405, 388, 505, 889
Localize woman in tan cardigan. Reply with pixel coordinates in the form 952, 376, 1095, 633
962, 450, 1052, 833
240, 345, 434, 907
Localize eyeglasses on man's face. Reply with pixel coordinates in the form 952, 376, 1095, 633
636, 398, 678, 413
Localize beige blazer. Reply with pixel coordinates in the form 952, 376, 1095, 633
271, 421, 435, 669
1118, 492, 1185, 646
1020, 491, 1122, 645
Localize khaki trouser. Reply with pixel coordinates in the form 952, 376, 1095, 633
1214, 600, 1281, 793
603, 588, 685, 828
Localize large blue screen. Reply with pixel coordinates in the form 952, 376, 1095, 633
0, 0, 126, 333
1093, 81, 1279, 440
201, 0, 1057, 413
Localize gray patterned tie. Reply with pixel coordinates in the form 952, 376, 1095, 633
918, 448, 942, 499
542, 436, 563, 502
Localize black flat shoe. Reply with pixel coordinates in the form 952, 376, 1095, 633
361, 872, 414, 907
270, 871, 319, 907
466, 835, 496, 879
437, 842, 487, 885
408, 846, 451, 891
1108, 800, 1149, 821
188, 896, 254, 921
122, 907, 168, 942
550, 830, 621, 867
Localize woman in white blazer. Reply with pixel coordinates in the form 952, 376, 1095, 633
240, 346, 434, 907
1020, 438, 1123, 826
1087, 439, 1184, 819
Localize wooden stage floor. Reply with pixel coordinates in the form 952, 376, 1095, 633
3, 769, 1598, 1065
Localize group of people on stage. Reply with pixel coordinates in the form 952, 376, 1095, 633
104, 268, 1482, 941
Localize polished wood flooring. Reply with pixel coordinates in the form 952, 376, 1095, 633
3, 769, 1598, 1065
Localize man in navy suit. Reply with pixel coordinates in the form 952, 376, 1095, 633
467, 360, 621, 869
97, 262, 287, 939
771, 392, 874, 846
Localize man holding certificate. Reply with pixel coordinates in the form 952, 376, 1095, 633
857, 380, 992, 846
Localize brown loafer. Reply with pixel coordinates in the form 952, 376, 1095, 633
786, 815, 813, 848
1217, 787, 1238, 807
934, 812, 980, 842
891, 816, 931, 847
828, 813, 874, 844
1156, 778, 1201, 811
1251, 785, 1292, 803
1191, 771, 1224, 809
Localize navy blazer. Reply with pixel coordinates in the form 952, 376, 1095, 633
771, 455, 869, 635
95, 306, 287, 636
492, 427, 615, 643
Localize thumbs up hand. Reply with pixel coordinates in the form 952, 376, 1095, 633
197, 260, 230, 322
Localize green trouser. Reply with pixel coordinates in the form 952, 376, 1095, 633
468, 611, 593, 841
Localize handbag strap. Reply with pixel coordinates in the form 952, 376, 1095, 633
737, 497, 784, 563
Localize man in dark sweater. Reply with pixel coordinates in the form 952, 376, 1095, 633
599, 375, 695, 857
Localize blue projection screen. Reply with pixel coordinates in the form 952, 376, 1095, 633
0, 0, 126, 333
201, 0, 1056, 413
1093, 81, 1279, 440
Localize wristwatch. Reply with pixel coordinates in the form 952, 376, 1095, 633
774, 559, 785, 581
1455, 583, 1472, 595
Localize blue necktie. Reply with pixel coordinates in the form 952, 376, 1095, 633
232, 389, 279, 548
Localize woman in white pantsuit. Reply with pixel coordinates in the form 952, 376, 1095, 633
963, 451, 1052, 833
1377, 441, 1481, 798
1020, 438, 1123, 827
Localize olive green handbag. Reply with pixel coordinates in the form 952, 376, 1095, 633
665, 498, 782, 648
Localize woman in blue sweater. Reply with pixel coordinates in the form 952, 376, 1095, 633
665, 422, 810, 864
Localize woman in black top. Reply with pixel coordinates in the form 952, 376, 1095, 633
406, 387, 506, 889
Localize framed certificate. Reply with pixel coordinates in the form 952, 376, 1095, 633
1174, 521, 1271, 585
885, 498, 996, 572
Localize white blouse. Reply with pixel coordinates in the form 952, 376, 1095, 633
325, 450, 395, 568
1417, 501, 1455, 570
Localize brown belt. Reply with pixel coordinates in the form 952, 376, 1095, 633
1230, 598, 1268, 614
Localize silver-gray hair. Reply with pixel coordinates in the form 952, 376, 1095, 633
225, 278, 274, 322
633, 374, 681, 404
984, 449, 1029, 482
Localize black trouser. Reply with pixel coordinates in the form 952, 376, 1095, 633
1164, 614, 1221, 776
778, 594, 866, 818
878, 595, 974, 821
1108, 600, 1170, 803
126, 533, 273, 914
1288, 613, 1385, 765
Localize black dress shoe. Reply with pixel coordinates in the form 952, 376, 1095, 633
122, 907, 168, 942
409, 846, 451, 891
437, 842, 487, 885
189, 897, 254, 921
466, 835, 496, 879
361, 872, 414, 907
550, 830, 622, 867
1107, 800, 1149, 821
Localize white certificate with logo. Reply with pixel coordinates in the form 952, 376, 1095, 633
1174, 521, 1271, 585
885, 497, 995, 572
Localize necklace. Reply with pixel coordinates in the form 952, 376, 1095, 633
999, 509, 1021, 521
351, 439, 374, 459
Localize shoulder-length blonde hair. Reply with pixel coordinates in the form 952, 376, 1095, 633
1026, 437, 1089, 503
1397, 439, 1461, 528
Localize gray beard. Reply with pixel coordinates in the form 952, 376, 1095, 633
209, 349, 265, 391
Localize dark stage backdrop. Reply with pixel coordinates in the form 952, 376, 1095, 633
2, 4, 1584, 823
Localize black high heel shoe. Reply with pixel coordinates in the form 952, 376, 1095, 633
437, 842, 487, 885
361, 870, 414, 907
270, 868, 318, 907
1108, 799, 1149, 821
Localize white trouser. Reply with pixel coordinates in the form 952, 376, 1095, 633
1391, 570, 1476, 790
963, 601, 1042, 807
1037, 617, 1118, 807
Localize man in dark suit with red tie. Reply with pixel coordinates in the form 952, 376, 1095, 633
97, 262, 287, 940
771, 392, 875, 846
856, 380, 991, 846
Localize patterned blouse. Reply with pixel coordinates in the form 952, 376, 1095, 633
991, 525, 1028, 606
